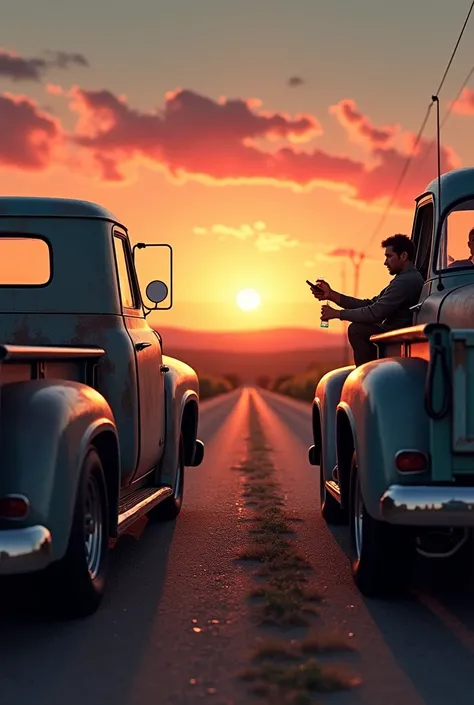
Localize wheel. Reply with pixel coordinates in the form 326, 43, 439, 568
349, 451, 414, 597
45, 446, 109, 618
320, 455, 346, 525
148, 432, 185, 522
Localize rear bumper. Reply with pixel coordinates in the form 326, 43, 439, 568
0, 525, 52, 575
381, 485, 474, 526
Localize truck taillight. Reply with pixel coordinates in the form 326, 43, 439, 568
395, 451, 428, 473
0, 495, 29, 519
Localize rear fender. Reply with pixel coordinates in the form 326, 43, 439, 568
314, 365, 354, 481
159, 355, 200, 487
0, 379, 119, 560
336, 357, 429, 519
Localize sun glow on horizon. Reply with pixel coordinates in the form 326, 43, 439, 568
236, 288, 261, 311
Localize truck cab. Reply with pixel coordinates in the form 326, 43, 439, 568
308, 168, 474, 597
0, 197, 204, 617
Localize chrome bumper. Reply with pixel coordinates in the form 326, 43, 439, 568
0, 525, 52, 575
380, 486, 474, 526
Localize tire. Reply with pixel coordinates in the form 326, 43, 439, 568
349, 451, 414, 597
45, 446, 109, 618
148, 432, 185, 522
320, 456, 346, 525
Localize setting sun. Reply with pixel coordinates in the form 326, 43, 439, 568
236, 288, 261, 311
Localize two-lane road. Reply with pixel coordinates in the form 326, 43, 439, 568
1, 387, 474, 705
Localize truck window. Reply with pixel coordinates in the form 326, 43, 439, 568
113, 234, 136, 309
412, 201, 433, 281
0, 236, 51, 286
436, 198, 474, 270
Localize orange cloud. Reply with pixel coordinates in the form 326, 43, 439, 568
0, 83, 462, 210
330, 98, 398, 149
451, 87, 474, 115
194, 221, 301, 251
0, 93, 63, 169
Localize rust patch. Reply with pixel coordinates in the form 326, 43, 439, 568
71, 314, 117, 345
9, 315, 49, 345
120, 358, 135, 414
453, 340, 466, 369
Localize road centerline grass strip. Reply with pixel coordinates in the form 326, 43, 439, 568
234, 393, 361, 703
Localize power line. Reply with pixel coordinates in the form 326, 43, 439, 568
361, 0, 474, 253
415, 62, 474, 171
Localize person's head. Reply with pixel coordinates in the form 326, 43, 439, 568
381, 233, 415, 275
468, 228, 474, 256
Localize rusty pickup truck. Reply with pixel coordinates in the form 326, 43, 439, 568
0, 196, 204, 618
309, 167, 474, 597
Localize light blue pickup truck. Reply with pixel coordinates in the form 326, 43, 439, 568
309, 167, 474, 597
0, 197, 204, 618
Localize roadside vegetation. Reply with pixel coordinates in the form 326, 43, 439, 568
258, 359, 342, 403
235, 395, 360, 703
198, 372, 242, 400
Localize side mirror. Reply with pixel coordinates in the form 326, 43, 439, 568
132, 242, 173, 314
146, 280, 168, 304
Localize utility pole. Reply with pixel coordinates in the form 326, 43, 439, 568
328, 247, 367, 366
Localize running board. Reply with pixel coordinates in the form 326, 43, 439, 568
325, 480, 341, 503
117, 486, 173, 533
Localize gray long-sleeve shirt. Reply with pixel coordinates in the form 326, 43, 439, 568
338, 263, 424, 329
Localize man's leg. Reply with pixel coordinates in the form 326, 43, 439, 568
347, 322, 383, 366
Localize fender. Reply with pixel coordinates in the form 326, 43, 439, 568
313, 365, 354, 482
336, 357, 429, 519
0, 379, 119, 561
159, 354, 201, 487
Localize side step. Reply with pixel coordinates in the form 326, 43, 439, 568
117, 486, 173, 534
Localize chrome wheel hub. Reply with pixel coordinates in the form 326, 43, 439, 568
84, 475, 103, 579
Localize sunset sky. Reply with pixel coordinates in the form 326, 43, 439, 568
2, 0, 474, 333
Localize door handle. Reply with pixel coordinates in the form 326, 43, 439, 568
160, 365, 169, 373
135, 341, 152, 352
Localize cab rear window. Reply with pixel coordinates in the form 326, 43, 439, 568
0, 236, 51, 286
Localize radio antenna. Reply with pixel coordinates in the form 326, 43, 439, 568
431, 95, 444, 291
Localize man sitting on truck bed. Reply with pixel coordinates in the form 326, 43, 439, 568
311, 234, 424, 366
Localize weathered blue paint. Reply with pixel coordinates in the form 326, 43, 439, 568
311, 166, 474, 531
0, 196, 204, 577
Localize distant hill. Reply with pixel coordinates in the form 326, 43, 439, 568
155, 325, 344, 354
162, 346, 349, 384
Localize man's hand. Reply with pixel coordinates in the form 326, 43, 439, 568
309, 279, 332, 301
321, 304, 340, 321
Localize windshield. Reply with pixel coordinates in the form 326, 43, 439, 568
437, 198, 474, 272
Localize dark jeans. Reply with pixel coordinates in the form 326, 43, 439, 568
347, 322, 384, 366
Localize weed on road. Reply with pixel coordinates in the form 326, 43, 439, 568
234, 393, 360, 703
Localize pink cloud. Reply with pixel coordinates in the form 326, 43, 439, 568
330, 98, 398, 149
451, 87, 474, 115
0, 83, 462, 211
0, 93, 63, 170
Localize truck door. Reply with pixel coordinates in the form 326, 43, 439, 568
112, 230, 165, 481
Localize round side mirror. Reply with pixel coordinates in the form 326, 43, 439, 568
146, 280, 168, 304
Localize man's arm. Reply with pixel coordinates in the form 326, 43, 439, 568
337, 277, 414, 324
336, 292, 379, 309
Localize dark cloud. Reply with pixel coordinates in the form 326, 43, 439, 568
0, 48, 88, 82
288, 76, 304, 87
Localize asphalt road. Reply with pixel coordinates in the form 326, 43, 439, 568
1, 387, 474, 705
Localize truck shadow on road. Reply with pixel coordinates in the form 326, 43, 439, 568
328, 525, 474, 705
0, 518, 178, 705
